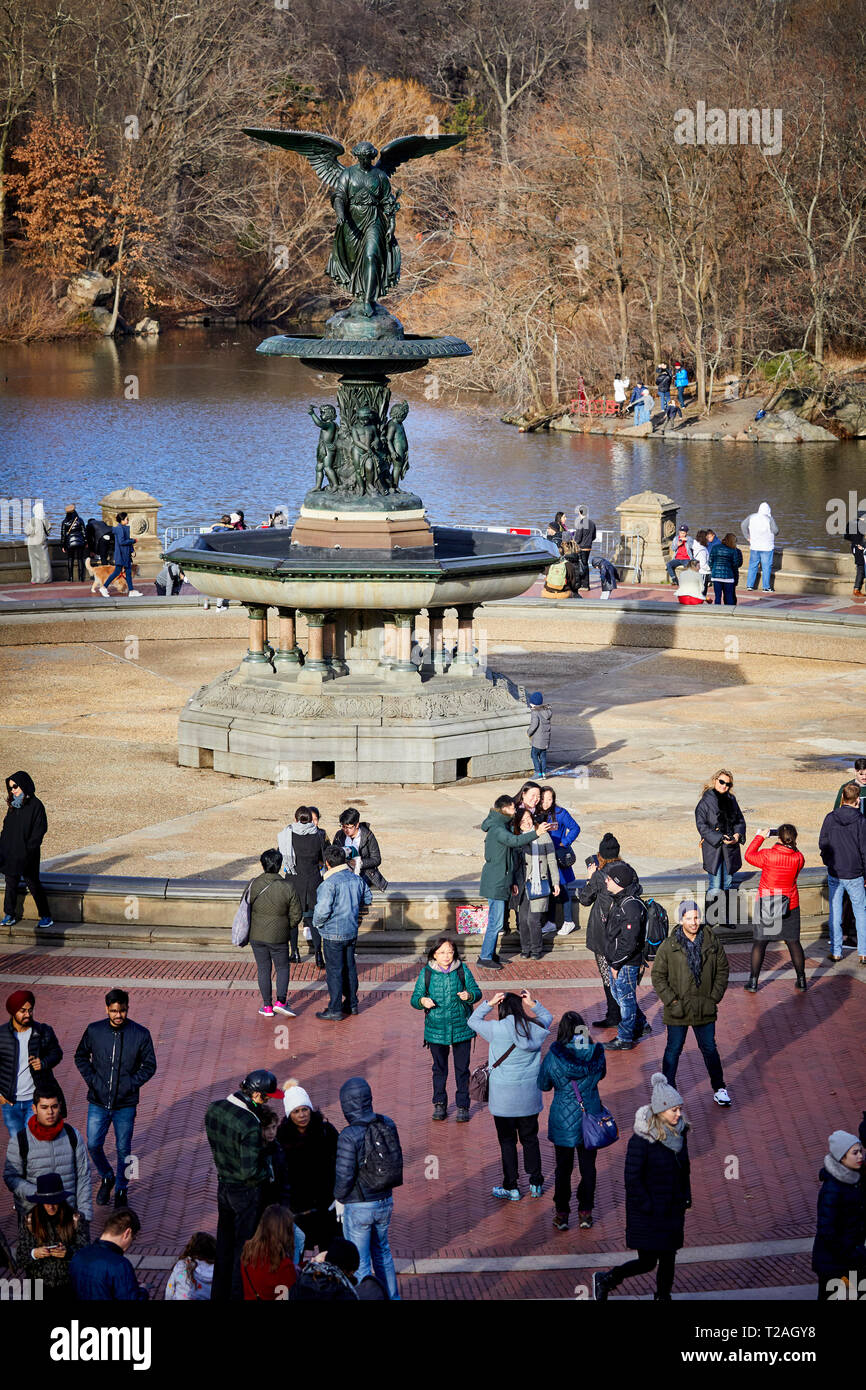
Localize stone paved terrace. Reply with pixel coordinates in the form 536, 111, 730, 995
1, 939, 863, 1300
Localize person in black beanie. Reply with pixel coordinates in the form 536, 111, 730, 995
578, 834, 632, 1030
601, 861, 650, 1051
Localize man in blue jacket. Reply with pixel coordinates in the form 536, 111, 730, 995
335, 1076, 402, 1299
70, 1207, 147, 1300
98, 510, 142, 598
313, 846, 372, 1020
74, 989, 156, 1208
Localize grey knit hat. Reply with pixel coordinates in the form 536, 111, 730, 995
828, 1129, 860, 1161
650, 1071, 683, 1114
677, 898, 700, 922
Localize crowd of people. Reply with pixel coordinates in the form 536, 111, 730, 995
1, 758, 865, 1302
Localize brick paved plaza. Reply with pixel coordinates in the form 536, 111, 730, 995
2, 939, 863, 1301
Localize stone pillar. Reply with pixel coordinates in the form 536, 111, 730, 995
344, 611, 383, 677
273, 607, 301, 675
427, 609, 450, 674
100, 485, 162, 578
615, 490, 679, 585
325, 617, 349, 677
386, 611, 422, 685
379, 614, 397, 668
242, 605, 270, 666
297, 611, 332, 687
449, 604, 479, 678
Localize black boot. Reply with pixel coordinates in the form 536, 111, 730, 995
743, 974, 759, 993
794, 972, 807, 991
315, 949, 325, 970
289, 927, 301, 963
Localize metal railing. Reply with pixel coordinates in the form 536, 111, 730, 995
162, 525, 210, 550
592, 528, 645, 583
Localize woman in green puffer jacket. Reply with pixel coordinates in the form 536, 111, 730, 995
411, 936, 482, 1124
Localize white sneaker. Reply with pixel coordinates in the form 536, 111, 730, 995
557, 921, 576, 936
127, 589, 142, 597
713, 1088, 732, 1107
216, 604, 228, 613
99, 585, 110, 597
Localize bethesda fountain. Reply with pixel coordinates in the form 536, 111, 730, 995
169, 125, 551, 785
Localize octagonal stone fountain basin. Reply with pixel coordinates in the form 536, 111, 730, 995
165, 525, 551, 610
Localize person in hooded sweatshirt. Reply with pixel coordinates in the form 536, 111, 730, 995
0, 772, 52, 928
527, 691, 552, 778
741, 501, 779, 593
818, 781, 866, 963
334, 1076, 402, 1299
812, 1128, 866, 1300
468, 989, 553, 1202
578, 835, 634, 1030
278, 806, 328, 967
24, 502, 52, 584
593, 1072, 691, 1302
539, 1011, 607, 1231
164, 1231, 216, 1300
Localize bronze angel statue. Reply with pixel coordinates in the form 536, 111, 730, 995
243, 128, 464, 316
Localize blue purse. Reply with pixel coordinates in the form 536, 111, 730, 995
572, 1080, 619, 1150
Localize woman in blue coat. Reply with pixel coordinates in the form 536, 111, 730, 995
539, 785, 580, 937
99, 511, 141, 598
539, 1011, 606, 1231
468, 989, 553, 1202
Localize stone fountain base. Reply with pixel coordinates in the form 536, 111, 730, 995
178, 666, 534, 786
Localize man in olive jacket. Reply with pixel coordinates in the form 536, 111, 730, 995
477, 796, 551, 970
651, 899, 732, 1108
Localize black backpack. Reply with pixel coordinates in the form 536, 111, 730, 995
18, 1123, 78, 1179
643, 898, 670, 963
359, 1116, 403, 1194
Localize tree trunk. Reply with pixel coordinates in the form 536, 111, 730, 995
0, 127, 8, 264
106, 227, 125, 335
734, 265, 750, 377
498, 104, 510, 222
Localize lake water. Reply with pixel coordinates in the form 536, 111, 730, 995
1, 327, 862, 547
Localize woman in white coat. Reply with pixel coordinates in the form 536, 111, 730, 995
25, 502, 52, 584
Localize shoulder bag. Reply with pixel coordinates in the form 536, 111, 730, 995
571, 1079, 619, 1150
469, 1042, 516, 1104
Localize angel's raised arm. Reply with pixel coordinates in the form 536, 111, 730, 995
242, 127, 346, 190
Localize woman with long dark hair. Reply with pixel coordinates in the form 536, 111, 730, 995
539, 1012, 607, 1231
695, 769, 746, 895
410, 935, 481, 1122
15, 1173, 88, 1302
241, 1204, 298, 1300
512, 808, 560, 959
539, 785, 580, 936
744, 824, 807, 992
279, 806, 328, 967
468, 989, 553, 1201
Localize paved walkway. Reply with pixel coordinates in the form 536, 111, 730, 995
2, 940, 862, 1300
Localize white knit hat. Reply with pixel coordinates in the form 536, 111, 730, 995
283, 1078, 313, 1117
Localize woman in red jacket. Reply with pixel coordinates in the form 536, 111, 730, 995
744, 824, 806, 993
241, 1205, 297, 1300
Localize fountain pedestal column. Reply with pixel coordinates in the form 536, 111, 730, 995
385, 612, 422, 686
297, 612, 334, 688
448, 604, 482, 678
273, 607, 302, 678
241, 605, 271, 668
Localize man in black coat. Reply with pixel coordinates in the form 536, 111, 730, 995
60, 504, 87, 581
74, 988, 157, 1209
819, 781, 866, 962
601, 863, 649, 1052
332, 809, 387, 891
578, 834, 641, 1030
0, 771, 52, 928
572, 506, 597, 591
0, 988, 63, 1136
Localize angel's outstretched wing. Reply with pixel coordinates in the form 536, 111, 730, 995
242, 127, 346, 190
376, 133, 465, 178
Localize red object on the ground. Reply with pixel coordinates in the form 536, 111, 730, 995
677, 595, 704, 605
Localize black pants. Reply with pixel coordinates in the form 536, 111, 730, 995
3, 865, 50, 920
295, 1206, 338, 1256
250, 940, 290, 1006
606, 1248, 677, 1298
517, 893, 545, 957
575, 550, 591, 588
553, 1143, 598, 1214
322, 937, 358, 1013
854, 554, 865, 591
428, 1040, 472, 1109
65, 549, 86, 580
214, 1179, 262, 1301
493, 1114, 542, 1188
594, 952, 621, 1023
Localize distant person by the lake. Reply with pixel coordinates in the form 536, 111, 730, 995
25, 502, 52, 584
205, 516, 233, 611
591, 555, 618, 598
231, 511, 246, 530
60, 504, 87, 582
709, 532, 743, 606
573, 506, 596, 591
742, 502, 779, 593
86, 517, 113, 566
674, 362, 689, 408
664, 398, 683, 427
693, 530, 712, 600
655, 363, 673, 412
155, 559, 185, 596
541, 541, 580, 599
98, 512, 141, 599
844, 505, 866, 600
613, 373, 630, 417
546, 511, 569, 551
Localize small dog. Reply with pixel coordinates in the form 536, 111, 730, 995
85, 556, 136, 596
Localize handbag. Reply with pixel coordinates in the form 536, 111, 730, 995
754, 892, 789, 927
571, 1080, 619, 1150
231, 878, 278, 947
469, 1043, 516, 1104
555, 845, 576, 869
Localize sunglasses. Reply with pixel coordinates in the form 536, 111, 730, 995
717, 779, 733, 788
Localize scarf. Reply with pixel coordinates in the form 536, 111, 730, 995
712, 789, 737, 836
677, 926, 704, 986
658, 1115, 688, 1153
529, 839, 544, 896
823, 1154, 860, 1185
11, 793, 24, 808
29, 1114, 65, 1143
277, 821, 319, 875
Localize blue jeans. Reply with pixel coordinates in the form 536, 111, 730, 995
481, 899, 505, 960
662, 1022, 725, 1090
707, 863, 734, 891
676, 385, 685, 407
610, 963, 647, 1044
1, 1099, 33, 1136
321, 937, 358, 1014
666, 557, 691, 582
531, 747, 547, 777
659, 388, 671, 411
86, 1103, 137, 1184
102, 562, 134, 591
342, 1196, 400, 1299
827, 875, 866, 956
747, 550, 773, 591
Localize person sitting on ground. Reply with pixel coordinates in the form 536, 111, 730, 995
154, 558, 185, 597
165, 1231, 217, 1300
69, 1206, 147, 1300
542, 540, 581, 599
241, 1203, 298, 1300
